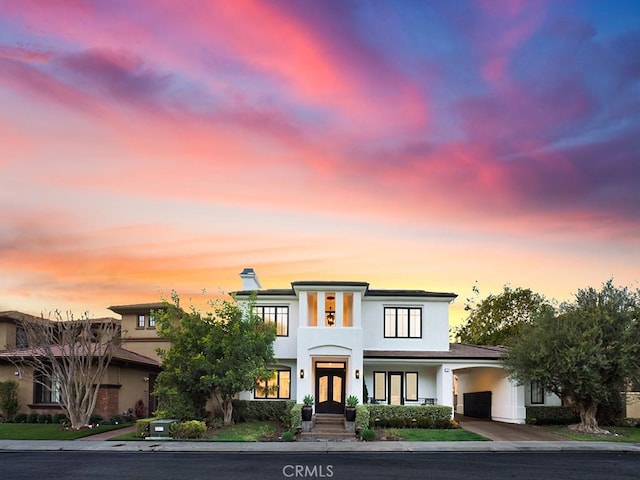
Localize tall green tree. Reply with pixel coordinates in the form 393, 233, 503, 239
504, 280, 640, 433
154, 293, 277, 425
454, 285, 555, 346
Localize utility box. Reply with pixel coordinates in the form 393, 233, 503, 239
149, 419, 178, 438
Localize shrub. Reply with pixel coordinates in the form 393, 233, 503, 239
289, 404, 302, 433
0, 380, 20, 422
525, 406, 579, 425
615, 417, 640, 427
231, 400, 295, 425
366, 405, 452, 429
28, 413, 39, 424
135, 418, 155, 438
37, 413, 52, 424
281, 431, 295, 442
360, 428, 376, 441
355, 405, 369, 433
53, 413, 68, 424
13, 413, 28, 423
170, 420, 206, 439
109, 414, 124, 425
89, 413, 104, 425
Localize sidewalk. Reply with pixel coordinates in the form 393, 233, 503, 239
0, 439, 638, 453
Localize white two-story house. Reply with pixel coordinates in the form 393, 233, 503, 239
234, 268, 530, 423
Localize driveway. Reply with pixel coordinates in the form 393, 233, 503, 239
457, 416, 570, 441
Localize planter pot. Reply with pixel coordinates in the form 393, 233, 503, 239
345, 406, 356, 422
301, 405, 313, 422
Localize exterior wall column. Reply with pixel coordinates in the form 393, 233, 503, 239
317, 292, 325, 328
353, 292, 362, 328
299, 291, 308, 327
436, 364, 454, 416
335, 292, 344, 328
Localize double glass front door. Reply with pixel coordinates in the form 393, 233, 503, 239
315, 362, 345, 414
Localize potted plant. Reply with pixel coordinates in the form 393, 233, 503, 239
302, 395, 314, 421
345, 395, 358, 422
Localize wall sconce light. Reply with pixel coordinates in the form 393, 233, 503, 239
14, 370, 20, 377
143, 377, 149, 382
355, 369, 360, 379
299, 369, 305, 379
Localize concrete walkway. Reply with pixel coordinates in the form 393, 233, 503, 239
77, 425, 137, 441
457, 417, 570, 441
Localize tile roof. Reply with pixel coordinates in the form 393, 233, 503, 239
0, 345, 160, 368
364, 343, 507, 360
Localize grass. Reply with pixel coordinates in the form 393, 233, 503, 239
543, 425, 640, 443
208, 421, 278, 442
0, 423, 131, 440
393, 428, 489, 441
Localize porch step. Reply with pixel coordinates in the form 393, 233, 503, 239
299, 414, 356, 441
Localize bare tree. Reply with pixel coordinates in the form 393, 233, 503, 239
10, 311, 120, 429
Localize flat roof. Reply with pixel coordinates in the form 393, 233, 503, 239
364, 343, 507, 360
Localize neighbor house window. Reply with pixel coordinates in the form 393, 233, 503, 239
137, 314, 145, 328
373, 371, 386, 402
254, 306, 289, 336
148, 314, 156, 328
16, 327, 28, 348
34, 372, 61, 404
384, 307, 422, 338
405, 372, 418, 401
531, 381, 545, 404
254, 370, 291, 399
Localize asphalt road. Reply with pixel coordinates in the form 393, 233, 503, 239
2, 451, 639, 480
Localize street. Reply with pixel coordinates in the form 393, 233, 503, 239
1, 451, 639, 480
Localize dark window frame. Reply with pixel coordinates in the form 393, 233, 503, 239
373, 371, 386, 402
137, 314, 145, 329
383, 307, 422, 338
33, 371, 61, 404
405, 372, 419, 402
254, 305, 289, 337
530, 381, 545, 404
254, 369, 291, 399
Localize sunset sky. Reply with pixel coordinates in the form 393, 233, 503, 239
1, 0, 638, 326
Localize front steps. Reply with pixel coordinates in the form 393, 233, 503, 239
299, 414, 357, 441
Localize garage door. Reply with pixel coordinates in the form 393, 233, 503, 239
463, 391, 492, 418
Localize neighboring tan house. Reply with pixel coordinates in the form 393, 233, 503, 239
0, 311, 161, 420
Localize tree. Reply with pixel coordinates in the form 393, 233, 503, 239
504, 280, 640, 434
9, 312, 120, 429
154, 293, 277, 425
454, 285, 555, 346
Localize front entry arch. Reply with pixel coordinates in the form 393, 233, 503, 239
315, 362, 346, 414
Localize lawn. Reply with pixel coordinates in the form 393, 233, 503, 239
207, 421, 279, 442
0, 423, 131, 440
392, 428, 488, 441
544, 426, 640, 443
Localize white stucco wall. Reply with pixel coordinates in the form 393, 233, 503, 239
361, 298, 450, 352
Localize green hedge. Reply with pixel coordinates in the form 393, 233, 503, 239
355, 405, 369, 433
289, 404, 302, 433
365, 405, 453, 429
231, 400, 295, 425
135, 418, 157, 438
525, 406, 580, 425
170, 420, 207, 439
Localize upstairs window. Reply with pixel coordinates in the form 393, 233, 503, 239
137, 314, 145, 328
16, 327, 28, 348
254, 306, 289, 336
384, 307, 422, 338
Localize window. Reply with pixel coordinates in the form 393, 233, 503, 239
137, 314, 145, 328
254, 306, 289, 336
254, 370, 291, 399
384, 307, 422, 338
531, 381, 544, 404
405, 372, 418, 401
34, 372, 61, 404
373, 371, 386, 402
148, 314, 156, 328
16, 327, 28, 348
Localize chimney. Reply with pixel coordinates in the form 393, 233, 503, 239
239, 267, 262, 291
